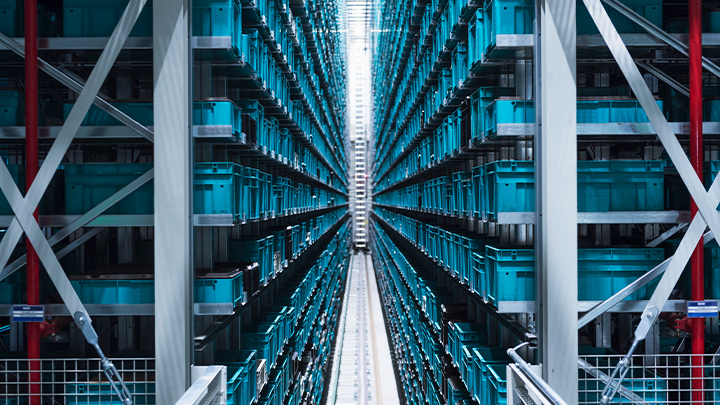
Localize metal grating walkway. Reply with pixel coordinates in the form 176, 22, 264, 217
327, 253, 400, 405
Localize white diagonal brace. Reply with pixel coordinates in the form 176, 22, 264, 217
628, 176, 720, 340
0, 169, 154, 282
0, 0, 148, 273
582, 0, 720, 248
0, 161, 90, 322
602, 0, 720, 79
0, 32, 154, 142
579, 228, 715, 329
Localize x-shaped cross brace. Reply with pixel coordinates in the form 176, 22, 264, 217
576, 0, 720, 402
0, 1, 151, 403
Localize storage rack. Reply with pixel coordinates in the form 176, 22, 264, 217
370, 0, 720, 404
0, 0, 351, 403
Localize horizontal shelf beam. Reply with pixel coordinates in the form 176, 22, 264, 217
0, 205, 347, 227
497, 210, 690, 224
0, 303, 232, 316
498, 299, 715, 314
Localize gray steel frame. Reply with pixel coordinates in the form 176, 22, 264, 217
0, 1, 152, 403
153, 0, 194, 402
534, 0, 578, 402
564, 0, 720, 404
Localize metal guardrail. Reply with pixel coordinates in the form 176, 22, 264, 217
0, 358, 154, 404
175, 366, 226, 405
507, 343, 569, 405
508, 349, 720, 405
579, 353, 720, 404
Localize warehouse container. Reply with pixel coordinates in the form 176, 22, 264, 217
484, 246, 664, 302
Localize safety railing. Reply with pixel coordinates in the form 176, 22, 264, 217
0, 357, 154, 404
176, 366, 227, 405
507, 343, 569, 405
579, 353, 720, 404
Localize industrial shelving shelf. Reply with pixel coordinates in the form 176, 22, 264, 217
249, 232, 349, 401
374, 33, 720, 184
0, 0, 351, 403
371, 211, 532, 341
371, 230, 463, 402
372, 0, 431, 137
277, 249, 348, 403
376, 207, 711, 314
239, 6, 347, 175
374, 203, 691, 225
194, 213, 351, 347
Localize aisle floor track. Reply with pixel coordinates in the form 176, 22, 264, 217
330, 253, 400, 405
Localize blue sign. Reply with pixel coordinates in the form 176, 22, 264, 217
12, 305, 44, 322
687, 301, 719, 318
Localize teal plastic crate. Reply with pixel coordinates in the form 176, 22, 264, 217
449, 322, 488, 369
193, 101, 243, 137
195, 268, 245, 305
0, 0, 19, 37
65, 163, 154, 215
485, 246, 664, 302
577, 99, 662, 123
705, 100, 720, 123
64, 102, 153, 126
484, 160, 535, 219
484, 99, 664, 137
194, 162, 243, 220
0, 90, 23, 126
469, 87, 515, 141
485, 160, 664, 219
488, 364, 508, 405
705, 247, 720, 299
447, 375, 471, 404
452, 43, 468, 91
451, 322, 486, 342
63, 0, 153, 37
64, 102, 241, 136
484, 99, 535, 137
71, 267, 249, 305
222, 350, 257, 405
242, 167, 262, 220
468, 8, 484, 65
0, 165, 24, 215
228, 235, 274, 283
471, 252, 485, 298
193, 0, 242, 51
705, 11, 720, 33
577, 160, 664, 212
472, 347, 510, 404
66, 162, 252, 216
483, 0, 533, 54
71, 278, 155, 304
242, 323, 278, 369
0, 272, 22, 305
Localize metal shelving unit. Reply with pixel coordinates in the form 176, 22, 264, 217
0, 0, 351, 403
369, 0, 720, 404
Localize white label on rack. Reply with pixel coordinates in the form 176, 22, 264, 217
12, 305, 44, 322
687, 300, 719, 318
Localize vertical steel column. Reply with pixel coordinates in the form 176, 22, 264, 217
24, 0, 39, 402
689, 0, 704, 403
534, 0, 577, 402
154, 0, 193, 402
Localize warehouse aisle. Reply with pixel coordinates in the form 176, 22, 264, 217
329, 254, 400, 405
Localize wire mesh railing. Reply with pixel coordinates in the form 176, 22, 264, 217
579, 354, 720, 404
0, 358, 154, 404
